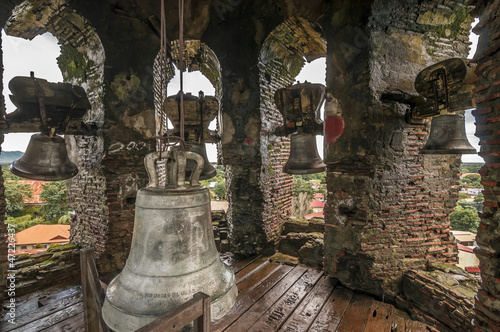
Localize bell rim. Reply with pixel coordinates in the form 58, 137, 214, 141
10, 159, 78, 181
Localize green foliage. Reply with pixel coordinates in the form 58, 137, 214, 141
58, 213, 71, 225
450, 205, 480, 233
4, 181, 33, 215
460, 173, 483, 189
7, 216, 45, 231
2, 166, 23, 180
300, 172, 326, 184
474, 194, 484, 204
458, 192, 469, 199
34, 243, 44, 249
293, 175, 314, 200
460, 163, 483, 174
40, 181, 71, 224
213, 181, 226, 200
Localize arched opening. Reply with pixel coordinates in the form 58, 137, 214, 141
258, 16, 327, 257
0, 1, 107, 296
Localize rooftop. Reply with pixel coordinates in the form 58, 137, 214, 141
14, 224, 70, 246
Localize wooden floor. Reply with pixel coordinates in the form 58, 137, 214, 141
1, 255, 428, 332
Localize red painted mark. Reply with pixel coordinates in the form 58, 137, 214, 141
245, 137, 253, 145
325, 115, 344, 144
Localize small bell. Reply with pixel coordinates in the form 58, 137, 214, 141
186, 142, 216, 180
421, 112, 476, 154
10, 133, 78, 181
284, 132, 326, 174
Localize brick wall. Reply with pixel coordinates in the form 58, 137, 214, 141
259, 58, 296, 245
469, 1, 500, 330
323, 0, 471, 297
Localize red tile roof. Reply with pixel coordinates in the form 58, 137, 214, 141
310, 199, 325, 208
305, 211, 324, 220
465, 266, 480, 273
314, 193, 324, 200
458, 243, 475, 253
18, 180, 49, 204
14, 224, 70, 246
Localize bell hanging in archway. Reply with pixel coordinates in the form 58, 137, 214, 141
284, 132, 326, 174
274, 81, 326, 174
102, 149, 237, 331
166, 91, 219, 180
10, 133, 78, 181
421, 112, 476, 154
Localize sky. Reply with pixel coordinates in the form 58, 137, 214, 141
1, 20, 482, 163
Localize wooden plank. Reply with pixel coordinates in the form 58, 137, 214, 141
9, 302, 84, 332
224, 266, 309, 332
237, 262, 281, 297
80, 249, 99, 332
39, 311, 85, 332
309, 285, 354, 332
336, 293, 374, 332
278, 276, 336, 332
231, 255, 263, 274
211, 264, 295, 332
37, 286, 82, 307
405, 319, 427, 332
391, 312, 407, 332
363, 301, 394, 332
136, 292, 209, 332
2, 292, 83, 331
248, 269, 324, 331
235, 258, 269, 284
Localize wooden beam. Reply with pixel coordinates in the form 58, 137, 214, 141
136, 292, 211, 332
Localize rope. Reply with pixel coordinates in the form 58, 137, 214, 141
178, 0, 185, 141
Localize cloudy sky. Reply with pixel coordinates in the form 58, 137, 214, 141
1, 21, 481, 163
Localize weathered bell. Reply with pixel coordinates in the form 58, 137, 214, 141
186, 143, 216, 180
284, 132, 326, 174
102, 149, 237, 331
421, 112, 476, 154
10, 133, 78, 181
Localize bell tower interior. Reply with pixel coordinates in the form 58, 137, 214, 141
0, 0, 499, 331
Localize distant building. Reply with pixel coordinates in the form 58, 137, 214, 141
451, 230, 477, 247
19, 180, 48, 207
14, 224, 70, 251
310, 199, 325, 212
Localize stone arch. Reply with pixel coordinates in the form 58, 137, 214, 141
153, 39, 222, 141
4, 1, 108, 257
258, 16, 327, 246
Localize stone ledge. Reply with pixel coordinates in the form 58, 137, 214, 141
397, 263, 478, 332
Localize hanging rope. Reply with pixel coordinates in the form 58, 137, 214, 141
178, 0, 185, 142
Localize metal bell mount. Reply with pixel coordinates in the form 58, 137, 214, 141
102, 148, 237, 331
274, 81, 326, 174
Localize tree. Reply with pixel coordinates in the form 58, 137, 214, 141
293, 175, 314, 200
292, 192, 313, 218
458, 192, 469, 199
40, 181, 71, 223
4, 181, 33, 215
213, 181, 226, 200
449, 206, 480, 233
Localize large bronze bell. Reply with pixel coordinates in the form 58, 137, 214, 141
421, 112, 476, 154
10, 133, 78, 180
102, 149, 237, 331
284, 132, 326, 174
